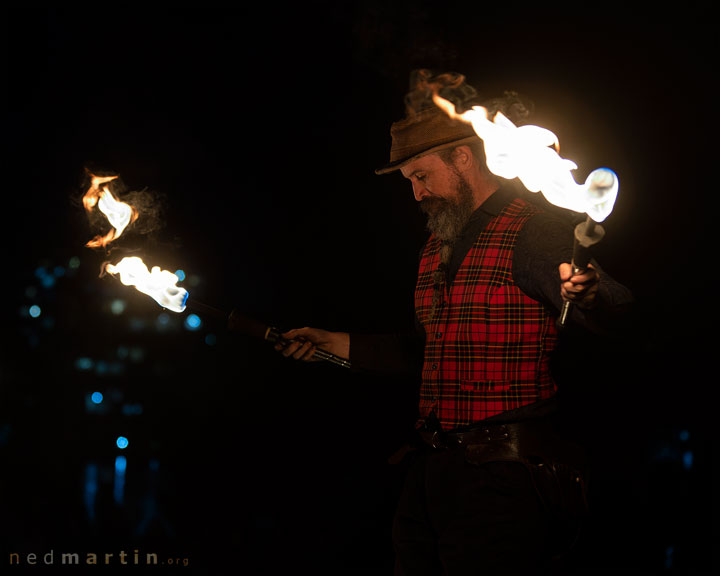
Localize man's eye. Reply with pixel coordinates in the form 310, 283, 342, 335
416, 174, 426, 182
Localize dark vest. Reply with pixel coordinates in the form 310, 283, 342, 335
415, 197, 558, 430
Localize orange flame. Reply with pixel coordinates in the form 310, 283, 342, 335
432, 94, 617, 222
83, 173, 138, 248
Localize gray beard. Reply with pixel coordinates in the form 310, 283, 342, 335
419, 174, 475, 244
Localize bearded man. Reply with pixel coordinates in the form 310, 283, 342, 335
274, 70, 634, 574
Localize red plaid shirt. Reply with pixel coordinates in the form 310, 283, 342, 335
415, 197, 558, 430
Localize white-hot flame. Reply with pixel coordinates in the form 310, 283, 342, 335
433, 94, 618, 222
84, 174, 138, 248
105, 256, 188, 313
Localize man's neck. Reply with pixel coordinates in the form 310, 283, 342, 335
470, 175, 500, 211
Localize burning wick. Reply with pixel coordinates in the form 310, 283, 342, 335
104, 256, 188, 313
83, 173, 138, 249
103, 256, 229, 322
433, 93, 619, 328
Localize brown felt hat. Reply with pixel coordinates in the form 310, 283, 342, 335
374, 107, 480, 175
375, 70, 533, 175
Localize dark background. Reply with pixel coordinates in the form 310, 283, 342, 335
3, 3, 715, 574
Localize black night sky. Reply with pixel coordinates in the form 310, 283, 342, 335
3, 4, 715, 574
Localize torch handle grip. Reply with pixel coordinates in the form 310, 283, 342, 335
265, 327, 352, 369
557, 219, 604, 330
227, 310, 352, 368
557, 261, 587, 329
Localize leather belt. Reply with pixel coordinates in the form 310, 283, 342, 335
419, 418, 562, 461
419, 421, 539, 448
417, 417, 586, 470
419, 422, 515, 450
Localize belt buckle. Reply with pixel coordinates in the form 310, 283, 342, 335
430, 431, 444, 449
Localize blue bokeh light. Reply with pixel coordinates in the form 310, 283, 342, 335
91, 392, 104, 404
122, 404, 143, 416
29, 305, 42, 318
682, 451, 693, 470
184, 313, 202, 331
75, 357, 94, 371
116, 436, 129, 449
114, 455, 127, 506
84, 463, 98, 523
110, 299, 126, 315
175, 269, 186, 281
156, 313, 171, 330
115, 455, 127, 473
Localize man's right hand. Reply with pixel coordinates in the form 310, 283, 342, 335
274, 327, 350, 362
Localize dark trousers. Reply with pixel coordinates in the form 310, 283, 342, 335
393, 446, 549, 575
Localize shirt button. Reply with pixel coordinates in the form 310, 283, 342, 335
431, 363, 438, 370
435, 332, 442, 339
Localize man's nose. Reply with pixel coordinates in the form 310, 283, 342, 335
412, 181, 429, 202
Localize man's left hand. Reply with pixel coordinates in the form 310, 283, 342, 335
559, 263, 600, 309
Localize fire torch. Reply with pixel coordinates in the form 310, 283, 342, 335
556, 167, 617, 328
82, 171, 351, 369
432, 94, 619, 329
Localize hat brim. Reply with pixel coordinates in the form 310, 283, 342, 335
374, 135, 480, 175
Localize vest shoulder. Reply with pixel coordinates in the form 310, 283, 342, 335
505, 196, 545, 217
506, 194, 580, 226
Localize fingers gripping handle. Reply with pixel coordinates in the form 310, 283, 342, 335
264, 326, 352, 369
227, 310, 351, 369
557, 218, 605, 329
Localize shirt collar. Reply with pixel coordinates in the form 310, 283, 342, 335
443, 184, 520, 284
462, 185, 518, 232
474, 185, 517, 218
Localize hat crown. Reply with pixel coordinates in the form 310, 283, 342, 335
375, 70, 481, 174
376, 70, 534, 175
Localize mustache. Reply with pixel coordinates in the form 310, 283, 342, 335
419, 195, 451, 214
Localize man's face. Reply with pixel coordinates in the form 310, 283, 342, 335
401, 153, 475, 242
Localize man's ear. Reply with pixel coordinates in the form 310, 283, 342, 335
452, 145, 473, 172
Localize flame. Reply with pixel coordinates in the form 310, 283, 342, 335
433, 94, 618, 222
83, 173, 138, 248
104, 256, 188, 313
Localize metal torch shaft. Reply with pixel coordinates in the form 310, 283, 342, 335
185, 298, 229, 320
557, 216, 605, 329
